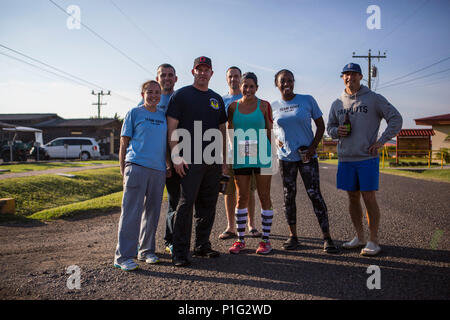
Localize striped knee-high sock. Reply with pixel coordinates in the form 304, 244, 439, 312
235, 208, 248, 241
261, 209, 274, 241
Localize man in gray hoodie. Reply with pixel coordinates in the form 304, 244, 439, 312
327, 63, 402, 256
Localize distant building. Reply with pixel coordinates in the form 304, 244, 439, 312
322, 139, 338, 154
0, 114, 122, 155
0, 113, 61, 126
415, 113, 450, 151
396, 129, 435, 160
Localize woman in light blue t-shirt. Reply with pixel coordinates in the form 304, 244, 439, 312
272, 69, 338, 254
114, 80, 168, 271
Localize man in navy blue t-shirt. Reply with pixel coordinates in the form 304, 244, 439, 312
167, 56, 227, 266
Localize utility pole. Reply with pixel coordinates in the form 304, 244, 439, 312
352, 49, 386, 89
91, 90, 111, 118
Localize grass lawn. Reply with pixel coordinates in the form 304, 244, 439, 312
29, 191, 124, 220
319, 159, 450, 183
0, 160, 118, 174
380, 167, 450, 183
0, 166, 168, 222
0, 167, 123, 217
29, 189, 168, 220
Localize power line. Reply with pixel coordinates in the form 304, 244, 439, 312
0, 47, 136, 104
109, 1, 170, 60
355, 0, 430, 54
373, 0, 430, 48
402, 73, 450, 90
377, 67, 450, 90
108, 0, 189, 79
48, 0, 155, 77
380, 55, 450, 87
0, 43, 105, 90
0, 50, 91, 87
92, 90, 111, 118
352, 49, 387, 89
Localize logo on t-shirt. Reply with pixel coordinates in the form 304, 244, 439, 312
145, 117, 165, 125
337, 105, 368, 115
279, 104, 299, 113
209, 98, 219, 110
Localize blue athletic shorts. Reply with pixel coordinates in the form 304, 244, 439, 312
337, 158, 379, 191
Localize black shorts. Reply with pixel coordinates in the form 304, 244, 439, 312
233, 167, 261, 176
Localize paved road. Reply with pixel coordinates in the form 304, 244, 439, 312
0, 163, 448, 301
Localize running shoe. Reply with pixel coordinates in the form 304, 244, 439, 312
342, 236, 365, 249
256, 240, 272, 255
229, 240, 245, 254
193, 247, 220, 258
172, 256, 191, 267
323, 238, 339, 254
165, 244, 173, 255
282, 236, 300, 250
138, 253, 160, 264
360, 241, 381, 256
114, 259, 139, 271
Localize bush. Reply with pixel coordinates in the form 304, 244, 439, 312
389, 161, 398, 167
441, 148, 450, 164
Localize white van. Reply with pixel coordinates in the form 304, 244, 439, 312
44, 137, 101, 160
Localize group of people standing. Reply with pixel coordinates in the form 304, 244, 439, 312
113, 57, 402, 271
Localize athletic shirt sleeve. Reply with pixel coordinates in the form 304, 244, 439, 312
121, 109, 134, 138
166, 90, 182, 120
309, 96, 323, 120
218, 95, 227, 124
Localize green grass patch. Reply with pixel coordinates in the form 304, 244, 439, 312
319, 159, 338, 165
0, 167, 122, 216
28, 188, 168, 221
319, 159, 450, 183
29, 191, 124, 220
380, 168, 450, 183
0, 160, 118, 174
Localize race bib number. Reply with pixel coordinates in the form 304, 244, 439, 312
238, 140, 258, 157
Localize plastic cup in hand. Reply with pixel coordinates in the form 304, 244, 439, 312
299, 146, 310, 164
219, 175, 230, 194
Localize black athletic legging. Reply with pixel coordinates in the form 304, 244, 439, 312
279, 158, 329, 234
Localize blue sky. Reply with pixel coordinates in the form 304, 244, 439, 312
1, 0, 449, 130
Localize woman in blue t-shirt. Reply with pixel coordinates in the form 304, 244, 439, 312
272, 69, 338, 253
114, 80, 169, 271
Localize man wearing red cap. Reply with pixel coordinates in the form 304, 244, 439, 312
166, 56, 228, 267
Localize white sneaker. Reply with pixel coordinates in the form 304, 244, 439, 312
342, 236, 365, 249
114, 259, 139, 271
360, 241, 381, 256
138, 253, 160, 264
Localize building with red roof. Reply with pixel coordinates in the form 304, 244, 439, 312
414, 113, 450, 151
396, 129, 435, 160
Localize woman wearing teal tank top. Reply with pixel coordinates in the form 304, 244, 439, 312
226, 72, 274, 255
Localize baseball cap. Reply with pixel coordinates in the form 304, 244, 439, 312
341, 63, 362, 74
193, 56, 212, 69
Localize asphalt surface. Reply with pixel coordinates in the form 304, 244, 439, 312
0, 163, 449, 301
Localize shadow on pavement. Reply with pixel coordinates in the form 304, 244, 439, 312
131, 238, 449, 300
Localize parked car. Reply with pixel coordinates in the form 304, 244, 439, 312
41, 137, 101, 160
29, 144, 50, 160
1, 140, 30, 162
